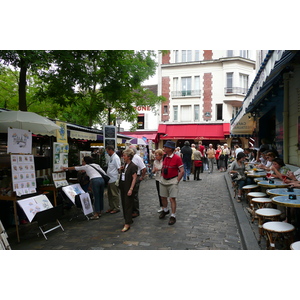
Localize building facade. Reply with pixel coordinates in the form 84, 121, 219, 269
156, 50, 256, 148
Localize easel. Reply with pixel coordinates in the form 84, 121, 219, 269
0, 219, 11, 250
33, 205, 64, 240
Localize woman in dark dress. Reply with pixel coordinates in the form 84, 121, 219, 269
119, 148, 138, 232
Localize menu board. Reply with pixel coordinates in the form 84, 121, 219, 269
11, 154, 36, 196
53, 142, 69, 172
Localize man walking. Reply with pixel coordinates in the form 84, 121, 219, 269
198, 141, 205, 173
206, 144, 216, 174
159, 141, 184, 225
129, 145, 146, 217
180, 141, 192, 181
105, 145, 121, 214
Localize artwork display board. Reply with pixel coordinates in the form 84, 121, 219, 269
17, 194, 53, 222
11, 154, 36, 196
79, 193, 93, 215
7, 128, 32, 154
103, 125, 116, 150
62, 184, 85, 204
53, 142, 69, 172
52, 172, 68, 188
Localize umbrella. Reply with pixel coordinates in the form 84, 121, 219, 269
129, 137, 148, 145
0, 110, 60, 135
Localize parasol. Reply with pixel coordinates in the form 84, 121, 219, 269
129, 137, 148, 145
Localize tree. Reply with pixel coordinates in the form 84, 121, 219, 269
0, 50, 50, 111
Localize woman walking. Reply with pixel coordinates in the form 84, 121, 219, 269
152, 149, 164, 212
119, 148, 138, 232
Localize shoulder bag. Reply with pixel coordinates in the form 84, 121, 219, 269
89, 164, 110, 184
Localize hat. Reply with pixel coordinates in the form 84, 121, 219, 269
163, 141, 176, 149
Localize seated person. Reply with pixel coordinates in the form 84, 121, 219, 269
270, 157, 290, 180
283, 168, 300, 185
258, 151, 276, 171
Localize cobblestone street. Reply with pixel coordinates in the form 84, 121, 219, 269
8, 170, 243, 250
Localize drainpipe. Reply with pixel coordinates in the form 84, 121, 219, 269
283, 72, 290, 163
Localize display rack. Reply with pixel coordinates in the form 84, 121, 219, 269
0, 220, 11, 250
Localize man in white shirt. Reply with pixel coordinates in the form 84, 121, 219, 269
129, 145, 146, 217
234, 145, 244, 157
105, 146, 121, 214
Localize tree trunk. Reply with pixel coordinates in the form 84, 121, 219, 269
18, 58, 27, 111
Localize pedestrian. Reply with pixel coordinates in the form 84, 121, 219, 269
119, 148, 138, 232
223, 143, 230, 170
198, 141, 205, 173
175, 147, 181, 156
193, 147, 202, 180
129, 145, 147, 218
191, 143, 196, 176
215, 144, 222, 170
152, 149, 164, 212
234, 145, 244, 157
159, 141, 184, 225
206, 144, 216, 174
105, 145, 121, 214
219, 145, 226, 172
180, 141, 192, 181
62, 156, 106, 220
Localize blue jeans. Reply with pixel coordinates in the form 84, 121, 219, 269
183, 161, 191, 180
91, 177, 105, 213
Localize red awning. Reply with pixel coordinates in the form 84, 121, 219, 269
157, 123, 230, 140
121, 131, 158, 141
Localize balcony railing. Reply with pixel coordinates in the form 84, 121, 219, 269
171, 90, 201, 97
224, 87, 248, 95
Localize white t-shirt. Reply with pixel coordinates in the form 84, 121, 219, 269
132, 154, 146, 175
75, 164, 106, 180
235, 148, 244, 156
106, 152, 121, 183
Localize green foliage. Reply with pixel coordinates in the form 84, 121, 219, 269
0, 50, 164, 128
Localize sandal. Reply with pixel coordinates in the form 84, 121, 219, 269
105, 209, 113, 213
110, 210, 120, 214
121, 226, 130, 232
90, 214, 100, 220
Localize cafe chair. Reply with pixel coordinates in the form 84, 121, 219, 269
249, 197, 273, 223
246, 191, 267, 207
290, 241, 300, 250
255, 208, 282, 244
262, 221, 295, 250
242, 184, 259, 203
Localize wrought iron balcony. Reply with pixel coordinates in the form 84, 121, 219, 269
224, 87, 248, 95
171, 90, 201, 97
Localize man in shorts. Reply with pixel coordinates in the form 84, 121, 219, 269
159, 140, 184, 225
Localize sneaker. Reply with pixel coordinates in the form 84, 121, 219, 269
168, 216, 176, 225
159, 210, 170, 219
157, 208, 163, 213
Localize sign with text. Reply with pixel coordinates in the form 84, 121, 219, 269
103, 125, 116, 149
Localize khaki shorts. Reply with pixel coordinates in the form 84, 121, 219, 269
159, 182, 179, 199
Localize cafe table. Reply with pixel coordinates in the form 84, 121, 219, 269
272, 195, 300, 239
246, 171, 267, 178
267, 188, 300, 197
258, 180, 290, 189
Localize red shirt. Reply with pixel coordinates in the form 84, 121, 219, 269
162, 154, 183, 179
199, 145, 205, 156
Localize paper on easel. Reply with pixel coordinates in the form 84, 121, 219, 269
79, 193, 93, 215
17, 194, 53, 222
62, 184, 85, 204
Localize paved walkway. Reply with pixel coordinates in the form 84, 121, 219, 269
8, 170, 253, 250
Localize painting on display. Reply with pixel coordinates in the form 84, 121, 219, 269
62, 184, 85, 204
7, 128, 32, 154
79, 193, 93, 215
53, 142, 69, 172
52, 172, 68, 188
11, 154, 36, 196
17, 194, 53, 222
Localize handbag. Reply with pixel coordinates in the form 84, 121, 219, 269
89, 164, 110, 184
219, 154, 225, 160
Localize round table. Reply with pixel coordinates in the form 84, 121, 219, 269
272, 195, 300, 208
246, 171, 267, 178
258, 180, 290, 189
267, 188, 300, 197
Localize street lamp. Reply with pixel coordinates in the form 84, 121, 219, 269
116, 117, 122, 133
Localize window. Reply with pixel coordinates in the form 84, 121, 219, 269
226, 73, 233, 93
181, 105, 192, 121
194, 105, 199, 121
216, 104, 223, 120
240, 50, 249, 58
173, 106, 178, 121
239, 74, 248, 94
174, 50, 179, 63
137, 114, 144, 129
194, 76, 200, 94
181, 77, 192, 96
227, 50, 233, 56
195, 50, 200, 61
182, 50, 192, 62
163, 105, 168, 114
173, 77, 178, 92
232, 106, 239, 119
